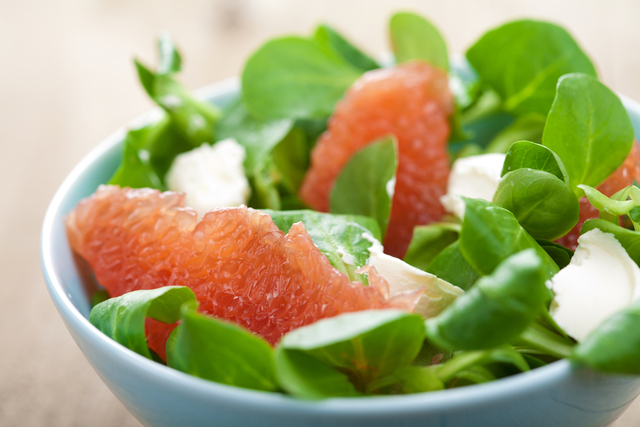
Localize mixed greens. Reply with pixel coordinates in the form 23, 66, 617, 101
87, 11, 640, 397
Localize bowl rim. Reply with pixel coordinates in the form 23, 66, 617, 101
40, 77, 640, 415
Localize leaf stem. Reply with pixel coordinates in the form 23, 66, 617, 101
516, 322, 574, 359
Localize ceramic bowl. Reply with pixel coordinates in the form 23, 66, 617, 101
41, 78, 640, 427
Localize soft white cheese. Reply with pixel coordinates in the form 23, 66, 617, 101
166, 138, 251, 218
440, 153, 506, 218
364, 235, 464, 319
548, 229, 640, 342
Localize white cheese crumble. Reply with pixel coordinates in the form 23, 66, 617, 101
166, 138, 251, 218
440, 153, 506, 218
548, 229, 640, 342
363, 233, 463, 319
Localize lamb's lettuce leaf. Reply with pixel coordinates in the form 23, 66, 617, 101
579, 185, 638, 218
389, 12, 448, 70
485, 115, 545, 154
426, 241, 479, 291
536, 239, 573, 270
168, 308, 278, 391
90, 286, 197, 360
572, 300, 640, 375
404, 223, 460, 272
109, 124, 165, 190
242, 36, 362, 120
314, 24, 379, 72
216, 98, 294, 173
466, 20, 596, 116
435, 346, 530, 383
501, 140, 569, 184
425, 250, 548, 350
493, 169, 579, 240
330, 137, 398, 237
459, 198, 559, 279
542, 73, 634, 196
274, 310, 426, 397
265, 210, 381, 283
135, 36, 220, 146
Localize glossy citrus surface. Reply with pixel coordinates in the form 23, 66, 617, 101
66, 186, 418, 358
299, 61, 454, 258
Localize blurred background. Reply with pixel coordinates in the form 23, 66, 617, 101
2, 0, 640, 425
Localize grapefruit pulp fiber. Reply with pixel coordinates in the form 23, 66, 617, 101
299, 61, 454, 258
66, 186, 419, 359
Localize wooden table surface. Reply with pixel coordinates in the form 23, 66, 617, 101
2, 0, 640, 425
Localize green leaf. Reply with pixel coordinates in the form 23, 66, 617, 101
145, 116, 196, 183
216, 98, 294, 173
264, 209, 381, 283
91, 289, 110, 308
542, 73, 635, 195
426, 241, 479, 291
501, 140, 569, 184
459, 198, 559, 279
276, 310, 426, 395
572, 299, 640, 375
536, 239, 574, 270
629, 206, 640, 223
241, 36, 362, 120
493, 169, 579, 240
272, 127, 310, 194
578, 185, 636, 216
157, 32, 182, 75
389, 12, 448, 70
273, 347, 361, 399
89, 286, 197, 359
515, 322, 574, 359
450, 89, 514, 156
109, 125, 165, 190
330, 137, 398, 237
248, 158, 282, 210
581, 219, 640, 267
394, 366, 444, 393
168, 308, 278, 391
403, 223, 460, 272
313, 24, 379, 71
485, 114, 546, 154
367, 365, 444, 394
294, 117, 327, 147
451, 366, 497, 385
135, 51, 220, 146
466, 19, 597, 116
426, 250, 548, 350
436, 346, 529, 383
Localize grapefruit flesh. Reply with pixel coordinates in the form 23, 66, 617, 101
556, 141, 640, 250
299, 61, 454, 258
67, 186, 419, 359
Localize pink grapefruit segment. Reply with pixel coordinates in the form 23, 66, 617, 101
66, 186, 419, 358
299, 61, 454, 258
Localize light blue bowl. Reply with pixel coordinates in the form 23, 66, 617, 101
42, 78, 640, 427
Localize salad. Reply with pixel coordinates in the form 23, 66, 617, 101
66, 12, 640, 398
